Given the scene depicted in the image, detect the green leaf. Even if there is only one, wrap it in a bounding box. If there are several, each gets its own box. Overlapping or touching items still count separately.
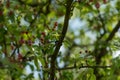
[38,56,45,67]
[34,56,39,70]
[90,74,96,80]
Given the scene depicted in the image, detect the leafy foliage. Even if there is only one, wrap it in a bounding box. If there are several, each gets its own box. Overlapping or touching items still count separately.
[0,0,120,80]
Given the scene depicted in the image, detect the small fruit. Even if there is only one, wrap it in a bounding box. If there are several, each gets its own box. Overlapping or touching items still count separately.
[27,39,33,46]
[89,0,93,2]
[18,53,23,62]
[41,32,46,36]
[40,37,44,44]
[103,0,107,4]
[95,2,100,9]
[54,22,58,28]
[19,37,25,45]
[53,22,58,31]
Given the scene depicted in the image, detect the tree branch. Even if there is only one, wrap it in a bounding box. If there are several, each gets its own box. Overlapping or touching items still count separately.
[106,21,120,42]
[56,65,111,71]
[95,21,120,63]
[50,0,73,80]
[93,20,120,79]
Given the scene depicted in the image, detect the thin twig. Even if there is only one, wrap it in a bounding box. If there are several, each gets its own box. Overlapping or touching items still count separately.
[50,0,73,80]
[56,65,111,71]
[106,21,120,42]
